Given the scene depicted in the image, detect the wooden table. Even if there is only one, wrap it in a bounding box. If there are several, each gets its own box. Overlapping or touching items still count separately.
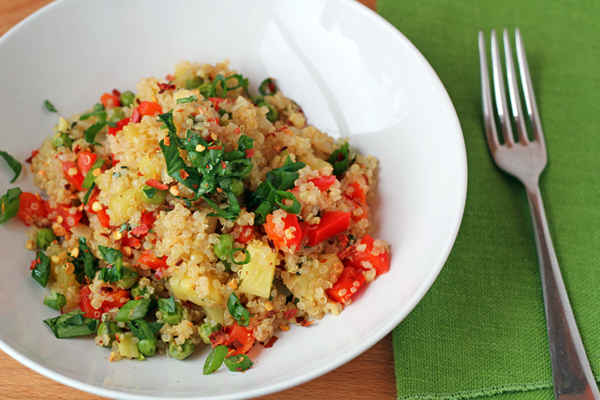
[0,1,395,399]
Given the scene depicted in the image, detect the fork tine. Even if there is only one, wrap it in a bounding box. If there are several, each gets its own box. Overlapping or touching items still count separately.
[490,29,515,146]
[478,31,499,151]
[515,28,545,144]
[503,29,529,144]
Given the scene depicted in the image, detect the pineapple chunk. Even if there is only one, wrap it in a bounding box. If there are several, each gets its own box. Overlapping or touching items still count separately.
[203,305,225,324]
[169,263,225,308]
[173,61,196,89]
[96,167,145,226]
[47,244,80,311]
[238,240,278,298]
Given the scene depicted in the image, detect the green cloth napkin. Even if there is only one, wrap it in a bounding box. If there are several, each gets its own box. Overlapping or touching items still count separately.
[377,1,600,399]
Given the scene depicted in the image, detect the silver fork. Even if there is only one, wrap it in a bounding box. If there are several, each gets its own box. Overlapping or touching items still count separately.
[479,29,600,399]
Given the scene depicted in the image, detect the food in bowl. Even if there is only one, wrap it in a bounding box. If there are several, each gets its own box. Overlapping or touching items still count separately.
[0,61,390,373]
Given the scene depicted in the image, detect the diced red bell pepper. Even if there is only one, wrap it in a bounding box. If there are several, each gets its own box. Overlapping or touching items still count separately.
[80,285,129,319]
[226,323,255,356]
[62,161,84,191]
[77,151,97,176]
[121,232,142,249]
[100,92,121,109]
[245,148,255,158]
[17,192,48,226]
[137,250,168,270]
[138,101,162,116]
[85,190,111,228]
[326,266,366,305]
[309,175,336,191]
[343,234,390,276]
[107,117,130,136]
[140,211,156,229]
[264,212,303,252]
[52,204,83,230]
[233,225,255,244]
[305,211,350,246]
[345,181,366,204]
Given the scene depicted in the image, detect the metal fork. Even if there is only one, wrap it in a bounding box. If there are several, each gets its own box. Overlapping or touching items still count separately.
[478,28,600,399]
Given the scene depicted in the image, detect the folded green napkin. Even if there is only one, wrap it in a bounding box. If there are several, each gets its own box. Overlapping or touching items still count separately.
[377,1,600,399]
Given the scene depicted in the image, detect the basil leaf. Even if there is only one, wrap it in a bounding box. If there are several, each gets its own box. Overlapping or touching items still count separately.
[84,122,107,144]
[0,151,22,183]
[0,187,21,224]
[328,142,354,178]
[158,296,177,314]
[43,292,66,310]
[98,245,122,268]
[224,354,253,372]
[82,158,104,189]
[203,345,228,375]
[176,96,198,104]
[31,251,51,287]
[97,246,123,283]
[44,310,98,338]
[227,293,250,327]
[43,100,58,113]
[71,237,98,283]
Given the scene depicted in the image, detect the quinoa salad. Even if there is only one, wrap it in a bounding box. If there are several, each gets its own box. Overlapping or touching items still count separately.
[0,61,390,373]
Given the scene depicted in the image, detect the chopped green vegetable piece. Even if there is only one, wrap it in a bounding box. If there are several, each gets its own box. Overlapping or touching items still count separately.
[214,234,234,261]
[141,185,166,205]
[199,321,221,344]
[115,298,152,322]
[52,132,73,149]
[97,321,119,347]
[0,187,21,224]
[36,228,55,250]
[80,103,107,121]
[0,151,22,183]
[43,292,66,310]
[176,96,198,104]
[116,267,138,289]
[44,310,98,338]
[119,91,135,107]
[224,354,253,372]
[108,107,126,123]
[82,183,95,205]
[98,246,123,268]
[130,283,150,299]
[258,78,277,96]
[82,158,104,189]
[158,297,183,325]
[328,142,354,178]
[84,122,107,144]
[43,100,58,113]
[128,320,157,357]
[256,101,278,122]
[185,76,203,89]
[71,237,98,283]
[227,293,250,327]
[169,340,195,360]
[31,251,50,287]
[203,345,228,373]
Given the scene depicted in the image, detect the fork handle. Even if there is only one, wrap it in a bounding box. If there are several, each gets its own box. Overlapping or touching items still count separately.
[526,185,600,399]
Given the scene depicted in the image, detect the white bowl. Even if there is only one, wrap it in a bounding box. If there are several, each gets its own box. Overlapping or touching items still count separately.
[0,0,466,398]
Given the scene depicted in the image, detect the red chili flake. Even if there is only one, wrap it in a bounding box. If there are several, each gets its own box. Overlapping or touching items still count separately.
[220,161,227,169]
[207,145,222,150]
[145,179,169,191]
[131,107,141,123]
[283,308,297,320]
[157,82,176,93]
[165,74,175,82]
[25,149,39,163]
[112,88,121,98]
[179,169,189,179]
[208,97,226,111]
[245,148,255,158]
[263,336,278,348]
[29,258,40,270]
[207,117,220,124]
[276,125,290,132]
[209,328,229,347]
[233,127,241,134]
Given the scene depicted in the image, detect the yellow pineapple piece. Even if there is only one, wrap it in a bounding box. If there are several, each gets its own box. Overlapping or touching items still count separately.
[169,263,225,308]
[238,240,278,298]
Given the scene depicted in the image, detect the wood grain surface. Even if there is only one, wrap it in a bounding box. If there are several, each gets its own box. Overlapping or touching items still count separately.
[0,0,395,399]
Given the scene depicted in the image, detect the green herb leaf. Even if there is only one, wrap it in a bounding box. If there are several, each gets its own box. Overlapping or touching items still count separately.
[82,158,104,189]
[82,183,95,205]
[115,298,152,322]
[84,122,107,144]
[31,251,50,287]
[176,96,198,104]
[327,142,354,178]
[0,151,22,183]
[203,345,228,374]
[227,293,250,327]
[71,237,98,283]
[44,100,58,113]
[80,103,106,121]
[36,228,56,250]
[44,310,98,338]
[43,292,66,310]
[0,187,21,224]
[157,297,183,325]
[158,296,177,313]
[224,354,254,372]
[97,246,124,282]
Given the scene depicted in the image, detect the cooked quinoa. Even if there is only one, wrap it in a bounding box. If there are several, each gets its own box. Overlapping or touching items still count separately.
[4,61,391,371]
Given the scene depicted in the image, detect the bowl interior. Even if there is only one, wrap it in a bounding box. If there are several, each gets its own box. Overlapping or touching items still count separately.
[0,0,466,399]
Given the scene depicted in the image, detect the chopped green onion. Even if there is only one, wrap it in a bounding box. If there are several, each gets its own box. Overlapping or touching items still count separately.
[199,321,221,344]
[43,100,58,113]
[108,107,126,123]
[44,310,98,338]
[258,78,277,96]
[185,76,203,89]
[82,158,104,189]
[227,293,250,327]
[224,354,253,372]
[115,298,152,322]
[203,345,228,374]
[0,151,22,183]
[43,292,66,310]
[71,237,98,283]
[36,228,56,250]
[328,142,354,178]
[31,251,50,287]
[82,183,95,205]
[97,321,120,347]
[84,121,107,144]
[52,132,73,149]
[176,96,198,104]
[168,340,195,360]
[119,91,135,107]
[256,101,278,122]
[116,267,139,289]
[80,103,107,121]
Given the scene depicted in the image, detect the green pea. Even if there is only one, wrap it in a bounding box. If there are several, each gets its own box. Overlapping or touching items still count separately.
[108,107,126,123]
[36,228,56,250]
[230,179,244,197]
[115,298,152,322]
[97,321,119,347]
[198,321,221,345]
[119,90,135,107]
[213,234,233,261]
[52,132,73,149]
[185,76,203,89]
[137,339,157,357]
[168,340,195,360]
[141,185,167,205]
[116,267,139,290]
